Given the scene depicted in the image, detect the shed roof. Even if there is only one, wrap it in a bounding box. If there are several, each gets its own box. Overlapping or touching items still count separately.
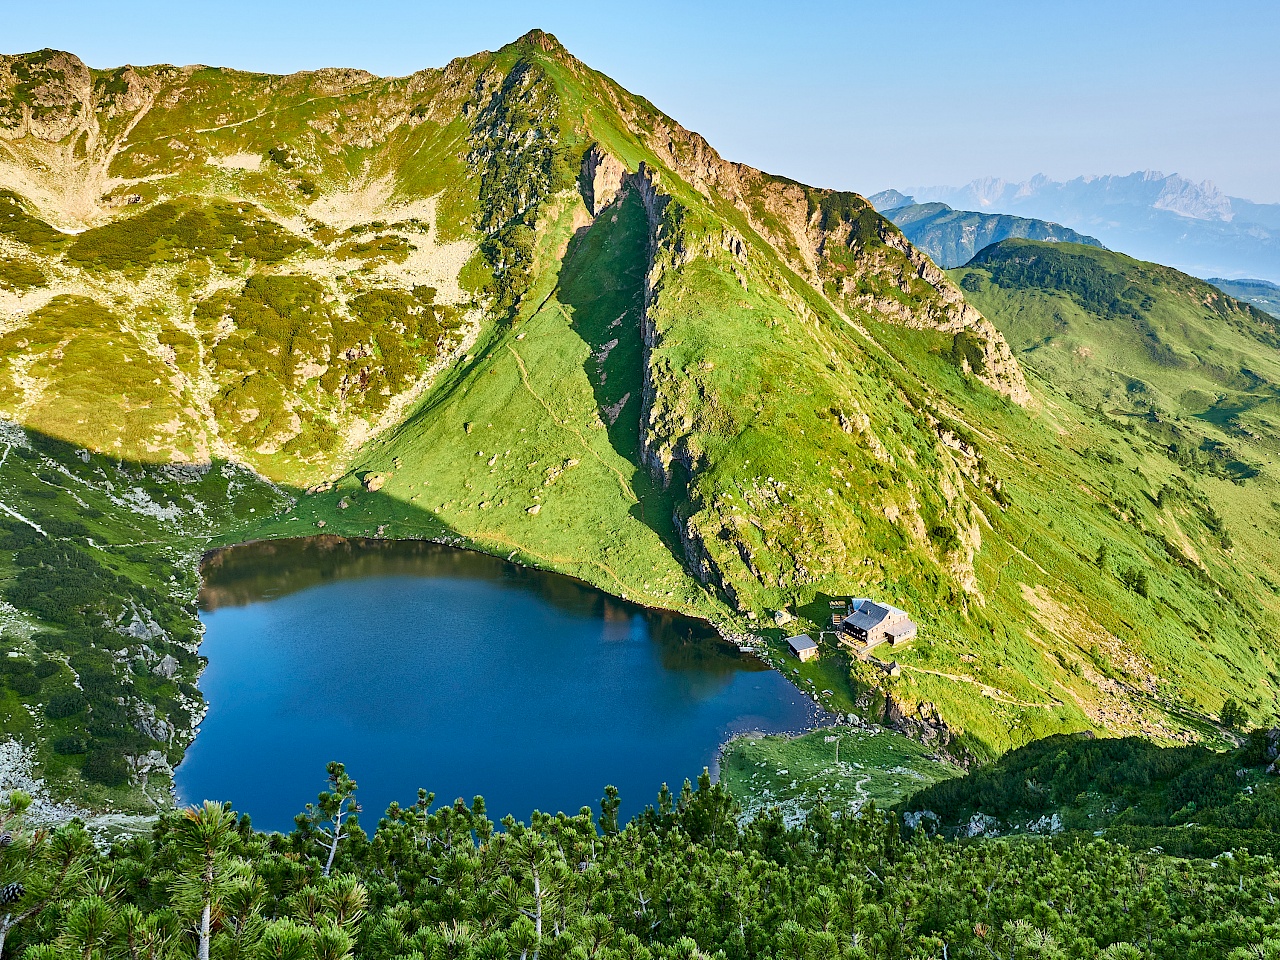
[786,634,818,652]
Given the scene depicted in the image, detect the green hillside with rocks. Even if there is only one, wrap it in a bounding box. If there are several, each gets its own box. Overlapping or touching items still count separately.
[0,33,1278,816]
[1209,277,1280,320]
[899,727,1280,858]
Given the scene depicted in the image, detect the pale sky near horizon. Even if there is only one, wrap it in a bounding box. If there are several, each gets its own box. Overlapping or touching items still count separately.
[5,0,1277,202]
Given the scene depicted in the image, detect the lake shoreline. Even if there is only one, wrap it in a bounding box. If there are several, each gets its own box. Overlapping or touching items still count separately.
[182,535,819,829]
[200,532,769,659]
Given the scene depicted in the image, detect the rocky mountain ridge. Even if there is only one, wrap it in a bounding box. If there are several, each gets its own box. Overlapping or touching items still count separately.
[908,171,1249,223]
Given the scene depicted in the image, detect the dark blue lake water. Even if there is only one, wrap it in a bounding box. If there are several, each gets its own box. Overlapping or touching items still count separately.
[176,537,820,831]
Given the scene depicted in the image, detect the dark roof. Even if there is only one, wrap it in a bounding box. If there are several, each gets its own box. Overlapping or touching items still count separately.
[786,634,818,652]
[854,597,909,619]
[844,602,890,633]
[843,598,914,634]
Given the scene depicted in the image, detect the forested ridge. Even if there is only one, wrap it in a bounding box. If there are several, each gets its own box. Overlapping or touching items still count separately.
[5,760,1280,960]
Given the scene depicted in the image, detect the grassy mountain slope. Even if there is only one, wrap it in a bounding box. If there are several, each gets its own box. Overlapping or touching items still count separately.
[954,241,1280,528]
[880,201,1103,268]
[1210,276,1280,319]
[721,725,961,825]
[946,240,1280,713]
[0,34,1279,811]
[958,241,1280,430]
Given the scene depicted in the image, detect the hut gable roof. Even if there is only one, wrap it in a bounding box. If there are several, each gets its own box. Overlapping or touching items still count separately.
[842,598,912,634]
[786,634,818,653]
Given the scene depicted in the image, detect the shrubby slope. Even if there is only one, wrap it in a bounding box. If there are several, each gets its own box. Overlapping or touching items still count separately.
[4,769,1280,960]
[900,727,1280,859]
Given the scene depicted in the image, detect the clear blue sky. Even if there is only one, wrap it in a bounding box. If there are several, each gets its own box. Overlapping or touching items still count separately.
[8,0,1278,201]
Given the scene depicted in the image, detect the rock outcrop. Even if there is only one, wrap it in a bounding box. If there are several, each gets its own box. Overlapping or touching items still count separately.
[621,107,1031,405]
[132,701,175,745]
[115,604,168,644]
[884,695,973,768]
[873,227,1031,404]
[151,654,179,680]
[582,144,626,216]
[0,50,93,141]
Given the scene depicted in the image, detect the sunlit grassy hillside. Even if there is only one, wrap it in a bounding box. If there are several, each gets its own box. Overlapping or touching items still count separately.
[0,34,1277,810]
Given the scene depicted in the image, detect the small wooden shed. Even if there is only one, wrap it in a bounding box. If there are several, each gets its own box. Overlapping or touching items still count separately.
[787,634,819,662]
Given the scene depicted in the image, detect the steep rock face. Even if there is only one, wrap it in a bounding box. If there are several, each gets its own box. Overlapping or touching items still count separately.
[630,162,674,479]
[805,199,1030,404]
[1152,177,1233,221]
[872,227,1031,405]
[0,51,159,143]
[620,146,989,609]
[623,158,746,602]
[596,115,1005,611]
[884,695,971,768]
[582,144,626,216]
[0,51,169,227]
[629,163,724,595]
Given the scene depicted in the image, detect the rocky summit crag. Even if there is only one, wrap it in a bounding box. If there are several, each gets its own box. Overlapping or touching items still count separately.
[0,32,1277,812]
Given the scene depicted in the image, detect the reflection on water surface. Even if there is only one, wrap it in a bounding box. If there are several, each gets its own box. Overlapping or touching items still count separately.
[179,537,821,830]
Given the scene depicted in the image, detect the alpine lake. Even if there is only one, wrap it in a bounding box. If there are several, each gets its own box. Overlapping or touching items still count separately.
[175,537,823,831]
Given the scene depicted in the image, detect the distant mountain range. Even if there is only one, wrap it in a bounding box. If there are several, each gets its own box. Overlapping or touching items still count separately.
[867,197,1102,268]
[884,172,1280,282]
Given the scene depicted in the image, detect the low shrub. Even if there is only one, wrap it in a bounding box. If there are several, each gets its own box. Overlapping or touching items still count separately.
[82,748,130,787]
[45,691,87,719]
[52,735,88,755]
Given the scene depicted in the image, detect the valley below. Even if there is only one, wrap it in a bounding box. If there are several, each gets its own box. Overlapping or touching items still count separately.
[5,15,1280,959]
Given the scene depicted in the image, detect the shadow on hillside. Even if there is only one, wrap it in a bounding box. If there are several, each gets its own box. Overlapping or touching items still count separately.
[1,424,474,595]
[557,187,685,560]
[6,425,725,642]
[798,592,849,631]
[0,425,762,811]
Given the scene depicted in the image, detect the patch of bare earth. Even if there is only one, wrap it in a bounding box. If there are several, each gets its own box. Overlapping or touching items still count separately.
[205,152,262,172]
[295,178,474,303]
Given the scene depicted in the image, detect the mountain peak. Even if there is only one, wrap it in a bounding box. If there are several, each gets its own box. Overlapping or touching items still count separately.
[898,171,1280,276]
[1152,172,1232,221]
[512,29,569,56]
[868,189,916,212]
[0,47,89,77]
